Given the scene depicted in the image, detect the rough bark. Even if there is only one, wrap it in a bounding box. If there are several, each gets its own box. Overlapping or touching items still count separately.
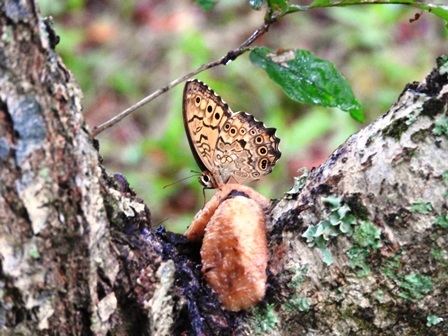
[263,59,448,335]
[0,1,447,335]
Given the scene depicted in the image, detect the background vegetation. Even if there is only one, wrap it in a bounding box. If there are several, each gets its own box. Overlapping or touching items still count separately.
[38,0,447,232]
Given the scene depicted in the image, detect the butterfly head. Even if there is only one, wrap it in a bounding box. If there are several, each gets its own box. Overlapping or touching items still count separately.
[199,171,219,189]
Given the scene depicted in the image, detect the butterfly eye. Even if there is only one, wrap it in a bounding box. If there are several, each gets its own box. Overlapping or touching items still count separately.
[250,129,257,136]
[259,158,269,170]
[230,127,237,135]
[215,112,220,120]
[240,128,246,135]
[195,97,201,104]
[252,172,260,178]
[255,136,263,144]
[224,124,231,130]
[257,146,267,156]
[207,105,213,113]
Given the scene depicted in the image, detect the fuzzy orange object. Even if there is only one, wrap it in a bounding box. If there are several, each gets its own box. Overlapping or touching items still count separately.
[185,184,270,311]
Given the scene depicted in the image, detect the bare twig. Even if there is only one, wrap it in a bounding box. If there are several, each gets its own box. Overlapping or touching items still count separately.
[91,19,275,137]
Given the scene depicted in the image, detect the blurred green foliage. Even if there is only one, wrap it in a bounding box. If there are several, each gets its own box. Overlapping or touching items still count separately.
[38,0,446,232]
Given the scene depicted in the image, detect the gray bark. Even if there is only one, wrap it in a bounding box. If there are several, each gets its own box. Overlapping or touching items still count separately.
[263,60,448,335]
[0,0,447,335]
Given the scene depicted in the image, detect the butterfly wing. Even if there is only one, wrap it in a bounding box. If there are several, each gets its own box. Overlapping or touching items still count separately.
[215,111,281,185]
[183,79,232,180]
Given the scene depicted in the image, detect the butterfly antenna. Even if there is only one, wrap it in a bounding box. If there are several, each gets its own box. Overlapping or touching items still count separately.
[155,217,170,226]
[162,172,201,189]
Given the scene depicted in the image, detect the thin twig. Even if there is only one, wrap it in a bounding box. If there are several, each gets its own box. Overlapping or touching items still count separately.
[91,20,274,137]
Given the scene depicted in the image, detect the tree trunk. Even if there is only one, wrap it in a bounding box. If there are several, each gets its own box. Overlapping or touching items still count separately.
[0,1,447,335]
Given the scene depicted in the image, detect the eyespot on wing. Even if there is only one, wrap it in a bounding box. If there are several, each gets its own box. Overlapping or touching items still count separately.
[201,195,268,312]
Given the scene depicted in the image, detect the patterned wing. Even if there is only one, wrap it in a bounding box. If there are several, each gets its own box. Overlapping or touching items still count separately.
[183,79,281,188]
[183,79,232,176]
[215,111,281,185]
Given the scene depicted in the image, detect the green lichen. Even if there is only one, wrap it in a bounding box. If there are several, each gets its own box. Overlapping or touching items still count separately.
[443,170,448,184]
[427,315,444,327]
[303,196,357,242]
[251,304,279,335]
[29,245,40,259]
[347,221,382,276]
[284,266,310,311]
[303,195,358,265]
[288,265,308,290]
[433,115,448,137]
[352,221,382,249]
[303,196,380,266]
[430,249,448,266]
[287,167,308,195]
[375,289,385,303]
[285,295,310,312]
[398,274,433,300]
[39,168,50,178]
[410,200,432,214]
[435,213,448,228]
[381,253,404,281]
[382,253,434,302]
[438,55,448,75]
[347,246,371,276]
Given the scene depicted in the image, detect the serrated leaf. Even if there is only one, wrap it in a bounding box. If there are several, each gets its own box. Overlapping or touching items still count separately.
[250,47,363,121]
[194,0,216,11]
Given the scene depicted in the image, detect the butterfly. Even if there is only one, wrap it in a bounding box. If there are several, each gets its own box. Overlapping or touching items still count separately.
[182,79,281,189]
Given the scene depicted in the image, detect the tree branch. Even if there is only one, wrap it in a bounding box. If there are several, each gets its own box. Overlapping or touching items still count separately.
[91,19,276,137]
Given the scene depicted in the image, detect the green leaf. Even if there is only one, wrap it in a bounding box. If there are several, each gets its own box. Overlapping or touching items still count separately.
[250,47,363,122]
[194,0,216,11]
